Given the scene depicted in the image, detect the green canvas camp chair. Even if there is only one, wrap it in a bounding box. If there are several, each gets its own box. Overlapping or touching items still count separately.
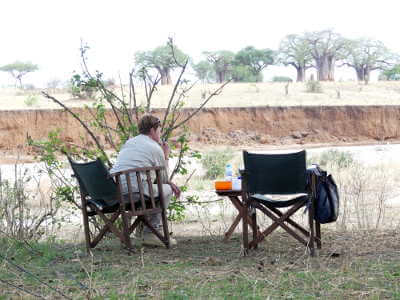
[68,157,170,253]
[241,150,320,255]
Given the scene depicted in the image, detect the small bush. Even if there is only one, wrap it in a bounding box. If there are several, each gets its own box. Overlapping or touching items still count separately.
[46,79,61,89]
[308,149,355,168]
[306,79,322,93]
[201,149,234,179]
[0,164,59,240]
[103,78,116,88]
[271,76,293,83]
[24,94,38,106]
[69,74,96,99]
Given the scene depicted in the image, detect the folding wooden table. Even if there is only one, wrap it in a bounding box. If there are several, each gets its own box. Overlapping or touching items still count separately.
[215,189,261,241]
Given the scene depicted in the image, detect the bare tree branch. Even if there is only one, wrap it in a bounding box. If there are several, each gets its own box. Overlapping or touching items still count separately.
[171,80,231,130]
[161,59,188,130]
[41,92,111,166]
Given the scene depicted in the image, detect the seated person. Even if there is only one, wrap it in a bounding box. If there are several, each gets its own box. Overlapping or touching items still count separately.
[110,114,181,246]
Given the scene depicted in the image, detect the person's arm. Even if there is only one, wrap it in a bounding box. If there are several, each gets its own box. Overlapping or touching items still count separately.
[158,141,180,197]
[168,181,181,198]
[152,140,170,184]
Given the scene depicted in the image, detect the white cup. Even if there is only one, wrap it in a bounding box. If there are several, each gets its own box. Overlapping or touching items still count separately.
[232,178,242,190]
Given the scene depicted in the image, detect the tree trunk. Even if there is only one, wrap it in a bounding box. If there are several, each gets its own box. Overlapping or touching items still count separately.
[364,66,370,85]
[156,67,172,85]
[164,68,172,85]
[355,67,364,81]
[327,56,335,81]
[160,70,168,85]
[17,76,23,88]
[354,66,370,82]
[296,67,306,82]
[216,71,224,83]
[316,55,330,81]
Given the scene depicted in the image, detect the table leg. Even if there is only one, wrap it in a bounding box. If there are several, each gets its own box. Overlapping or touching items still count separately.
[224,196,261,241]
[224,214,242,241]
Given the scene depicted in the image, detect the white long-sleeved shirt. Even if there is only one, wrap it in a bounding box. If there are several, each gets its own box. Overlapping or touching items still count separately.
[110,134,170,196]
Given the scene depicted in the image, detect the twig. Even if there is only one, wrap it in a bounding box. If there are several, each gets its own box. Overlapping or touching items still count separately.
[0,253,73,299]
[140,247,145,268]
[183,170,196,186]
[171,80,231,130]
[0,228,42,256]
[181,198,225,205]
[118,72,126,103]
[86,109,118,150]
[97,87,130,138]
[170,140,186,180]
[41,91,110,167]
[0,278,45,299]
[129,70,140,123]
[161,59,188,129]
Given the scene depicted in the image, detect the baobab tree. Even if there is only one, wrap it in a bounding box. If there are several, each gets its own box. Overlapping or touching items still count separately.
[203,50,235,83]
[340,38,398,83]
[135,42,188,85]
[278,34,313,82]
[305,29,348,81]
[234,46,274,82]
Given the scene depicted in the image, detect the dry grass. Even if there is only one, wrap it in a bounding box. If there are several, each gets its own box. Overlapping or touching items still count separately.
[1,81,400,111]
[1,224,399,298]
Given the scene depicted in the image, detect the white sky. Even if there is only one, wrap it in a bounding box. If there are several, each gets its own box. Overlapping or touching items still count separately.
[1,0,399,87]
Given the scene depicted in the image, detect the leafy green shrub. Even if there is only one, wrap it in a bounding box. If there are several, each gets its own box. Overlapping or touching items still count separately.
[308,149,355,168]
[69,74,96,98]
[24,94,38,106]
[306,79,322,93]
[271,76,293,82]
[201,149,234,179]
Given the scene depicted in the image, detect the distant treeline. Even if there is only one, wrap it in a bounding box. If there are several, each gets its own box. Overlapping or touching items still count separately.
[1,29,400,89]
[134,29,400,84]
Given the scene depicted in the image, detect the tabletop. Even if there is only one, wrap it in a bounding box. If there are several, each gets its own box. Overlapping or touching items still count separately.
[215,189,241,196]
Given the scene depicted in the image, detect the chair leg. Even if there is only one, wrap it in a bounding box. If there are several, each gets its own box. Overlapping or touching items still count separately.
[121,210,133,250]
[308,204,315,256]
[128,217,142,235]
[315,222,321,249]
[242,201,249,255]
[81,207,92,254]
[160,209,171,249]
[141,216,170,248]
[251,201,309,248]
[251,207,258,249]
[90,211,121,248]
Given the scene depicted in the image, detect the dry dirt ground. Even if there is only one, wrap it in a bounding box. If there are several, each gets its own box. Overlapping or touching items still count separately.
[2,81,400,110]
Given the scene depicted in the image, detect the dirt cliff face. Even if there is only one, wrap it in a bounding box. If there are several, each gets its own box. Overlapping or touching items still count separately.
[0,106,399,153]
[185,106,400,146]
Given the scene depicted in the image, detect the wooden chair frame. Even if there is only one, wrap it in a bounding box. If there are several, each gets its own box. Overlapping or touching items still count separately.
[69,158,170,253]
[111,166,170,250]
[241,151,321,256]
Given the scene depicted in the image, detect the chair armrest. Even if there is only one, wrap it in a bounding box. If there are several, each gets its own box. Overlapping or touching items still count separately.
[109,165,165,178]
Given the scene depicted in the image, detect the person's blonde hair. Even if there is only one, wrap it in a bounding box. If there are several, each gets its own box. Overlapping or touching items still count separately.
[138,115,161,134]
